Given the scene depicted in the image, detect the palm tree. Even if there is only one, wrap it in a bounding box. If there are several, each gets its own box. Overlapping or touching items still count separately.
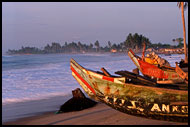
[108,41,112,49]
[94,40,100,52]
[177,2,188,63]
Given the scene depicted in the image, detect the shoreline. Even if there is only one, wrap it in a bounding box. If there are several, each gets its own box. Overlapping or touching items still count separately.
[2,94,72,123]
[4,50,185,56]
[3,103,187,125]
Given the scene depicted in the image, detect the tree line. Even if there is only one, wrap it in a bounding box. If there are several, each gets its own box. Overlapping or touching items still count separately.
[6,33,184,55]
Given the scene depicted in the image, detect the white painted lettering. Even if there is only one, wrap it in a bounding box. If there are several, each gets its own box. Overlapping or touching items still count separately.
[114,98,117,103]
[181,106,188,113]
[119,99,125,106]
[172,106,179,112]
[151,104,161,112]
[137,107,144,112]
[104,96,109,102]
[127,101,136,109]
[162,104,170,112]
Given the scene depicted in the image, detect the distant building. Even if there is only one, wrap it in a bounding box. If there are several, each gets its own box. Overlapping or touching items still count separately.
[111,49,117,53]
[146,48,154,52]
[157,48,184,54]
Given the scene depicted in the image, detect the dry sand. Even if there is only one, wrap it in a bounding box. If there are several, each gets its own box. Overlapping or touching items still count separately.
[3,103,188,125]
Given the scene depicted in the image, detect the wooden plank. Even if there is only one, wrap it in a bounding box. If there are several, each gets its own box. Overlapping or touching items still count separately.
[175,62,188,81]
[115,71,136,79]
[132,68,139,75]
[170,101,188,106]
[159,65,176,70]
[157,80,174,84]
[101,67,111,77]
[115,70,156,86]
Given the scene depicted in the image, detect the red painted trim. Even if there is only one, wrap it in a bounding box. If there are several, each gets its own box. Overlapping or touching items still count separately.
[71,65,96,95]
[102,76,114,82]
[129,49,135,55]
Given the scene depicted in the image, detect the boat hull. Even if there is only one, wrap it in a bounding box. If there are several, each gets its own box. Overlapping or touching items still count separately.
[70,59,188,122]
[128,49,185,84]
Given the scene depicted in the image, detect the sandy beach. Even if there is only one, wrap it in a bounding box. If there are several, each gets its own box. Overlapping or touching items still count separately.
[3,102,187,125]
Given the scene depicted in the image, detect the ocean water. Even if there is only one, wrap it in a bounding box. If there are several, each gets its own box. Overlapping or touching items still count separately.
[2,53,185,122]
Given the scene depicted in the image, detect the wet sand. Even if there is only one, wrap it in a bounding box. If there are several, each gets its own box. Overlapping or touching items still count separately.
[3,103,187,125]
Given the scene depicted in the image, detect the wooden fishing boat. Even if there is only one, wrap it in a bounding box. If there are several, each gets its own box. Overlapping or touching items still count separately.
[70,58,188,122]
[128,49,187,84]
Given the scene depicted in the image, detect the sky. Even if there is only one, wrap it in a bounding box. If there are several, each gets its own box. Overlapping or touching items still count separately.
[2,2,188,54]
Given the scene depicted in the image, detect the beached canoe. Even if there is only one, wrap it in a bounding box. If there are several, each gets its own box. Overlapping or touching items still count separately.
[128,49,186,84]
[70,58,188,122]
